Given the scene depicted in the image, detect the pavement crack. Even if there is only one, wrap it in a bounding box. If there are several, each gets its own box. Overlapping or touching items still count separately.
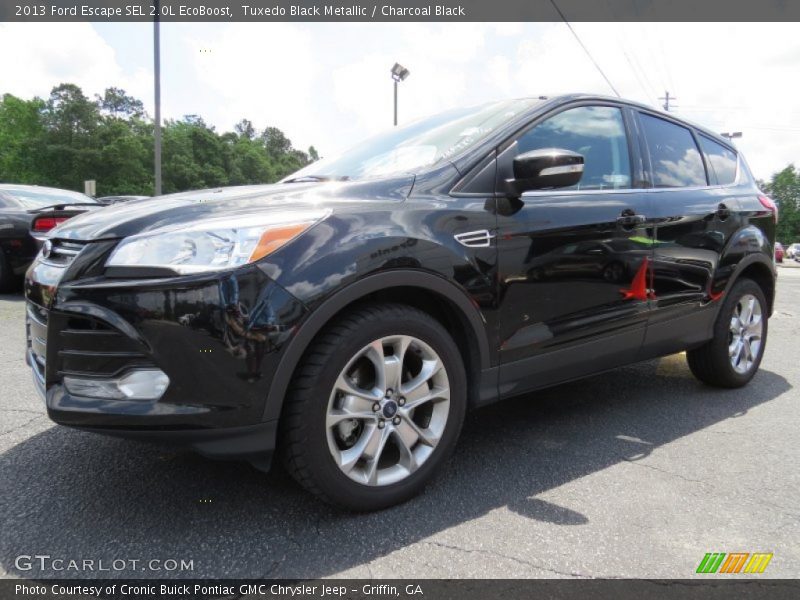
[421,540,595,578]
[622,459,710,486]
[0,414,47,438]
[623,459,800,518]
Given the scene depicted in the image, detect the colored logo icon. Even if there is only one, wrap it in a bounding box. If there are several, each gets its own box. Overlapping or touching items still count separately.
[696,552,773,574]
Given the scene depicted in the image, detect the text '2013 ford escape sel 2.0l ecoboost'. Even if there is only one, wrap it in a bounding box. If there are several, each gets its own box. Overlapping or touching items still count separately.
[26,95,777,510]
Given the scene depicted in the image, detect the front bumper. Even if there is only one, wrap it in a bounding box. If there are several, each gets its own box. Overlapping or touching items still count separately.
[24,239,307,462]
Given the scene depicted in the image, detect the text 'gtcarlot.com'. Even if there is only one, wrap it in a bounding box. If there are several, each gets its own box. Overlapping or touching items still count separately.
[14,555,194,572]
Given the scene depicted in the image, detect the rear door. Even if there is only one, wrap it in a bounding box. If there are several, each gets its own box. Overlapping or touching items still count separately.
[636,111,741,354]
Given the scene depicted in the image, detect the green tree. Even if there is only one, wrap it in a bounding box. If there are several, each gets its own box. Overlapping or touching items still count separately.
[234,119,256,140]
[39,83,102,190]
[97,87,145,119]
[762,165,800,243]
[0,83,313,196]
[0,94,46,183]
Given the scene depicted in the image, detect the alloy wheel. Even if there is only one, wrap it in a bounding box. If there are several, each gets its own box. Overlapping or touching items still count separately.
[326,335,450,487]
[728,293,763,374]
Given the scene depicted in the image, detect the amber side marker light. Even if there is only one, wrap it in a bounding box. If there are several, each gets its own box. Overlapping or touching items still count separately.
[250,223,313,262]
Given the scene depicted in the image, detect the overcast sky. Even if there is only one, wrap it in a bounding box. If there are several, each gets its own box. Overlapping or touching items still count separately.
[1,21,799,180]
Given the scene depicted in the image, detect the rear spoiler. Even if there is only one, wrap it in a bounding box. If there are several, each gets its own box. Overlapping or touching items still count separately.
[30,204,99,240]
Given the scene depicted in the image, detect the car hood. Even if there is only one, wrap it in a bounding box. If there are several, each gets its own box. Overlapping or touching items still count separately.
[48,179,413,241]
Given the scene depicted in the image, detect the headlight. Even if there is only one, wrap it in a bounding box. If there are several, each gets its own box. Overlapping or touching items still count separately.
[106,210,329,274]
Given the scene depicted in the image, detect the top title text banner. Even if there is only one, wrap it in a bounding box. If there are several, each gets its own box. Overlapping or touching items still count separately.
[3,0,800,22]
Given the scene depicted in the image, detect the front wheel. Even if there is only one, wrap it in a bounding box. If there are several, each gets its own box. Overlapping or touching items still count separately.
[687,278,768,388]
[280,303,466,511]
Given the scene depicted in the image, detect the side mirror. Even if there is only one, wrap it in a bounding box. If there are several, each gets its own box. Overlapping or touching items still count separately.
[505,148,584,196]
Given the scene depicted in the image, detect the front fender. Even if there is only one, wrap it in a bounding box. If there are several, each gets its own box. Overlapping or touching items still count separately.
[261,268,494,422]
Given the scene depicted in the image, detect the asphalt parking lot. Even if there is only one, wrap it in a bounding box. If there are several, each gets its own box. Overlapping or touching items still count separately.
[1,265,798,580]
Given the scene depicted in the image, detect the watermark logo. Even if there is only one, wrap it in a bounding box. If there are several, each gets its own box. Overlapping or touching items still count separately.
[696,552,773,574]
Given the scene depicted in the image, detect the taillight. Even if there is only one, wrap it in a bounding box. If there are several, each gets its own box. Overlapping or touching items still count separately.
[32,216,68,232]
[758,195,778,223]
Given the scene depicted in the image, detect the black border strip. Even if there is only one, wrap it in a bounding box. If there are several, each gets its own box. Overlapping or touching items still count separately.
[2,0,800,23]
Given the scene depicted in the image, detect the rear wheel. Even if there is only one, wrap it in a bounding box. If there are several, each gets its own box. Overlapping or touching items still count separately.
[686,278,768,388]
[280,303,466,510]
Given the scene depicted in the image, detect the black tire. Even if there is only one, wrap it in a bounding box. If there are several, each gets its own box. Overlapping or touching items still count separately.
[686,278,768,388]
[279,303,467,511]
[0,252,16,293]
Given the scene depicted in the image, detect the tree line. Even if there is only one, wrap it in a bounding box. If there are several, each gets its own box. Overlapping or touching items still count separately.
[760,166,800,244]
[0,83,798,244]
[0,83,318,197]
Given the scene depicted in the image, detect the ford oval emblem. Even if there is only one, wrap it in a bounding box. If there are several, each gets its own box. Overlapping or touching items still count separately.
[41,239,52,259]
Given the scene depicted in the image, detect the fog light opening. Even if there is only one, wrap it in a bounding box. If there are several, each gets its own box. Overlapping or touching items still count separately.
[64,369,170,401]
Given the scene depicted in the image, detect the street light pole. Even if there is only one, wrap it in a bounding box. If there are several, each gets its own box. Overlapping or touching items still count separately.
[153,0,162,196]
[721,131,742,143]
[390,63,409,127]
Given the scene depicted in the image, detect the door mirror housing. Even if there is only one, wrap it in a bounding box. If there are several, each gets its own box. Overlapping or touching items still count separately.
[505,148,584,196]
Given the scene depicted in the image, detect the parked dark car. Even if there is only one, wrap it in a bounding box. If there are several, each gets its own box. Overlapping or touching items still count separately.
[0,184,99,290]
[25,95,777,510]
[97,195,150,205]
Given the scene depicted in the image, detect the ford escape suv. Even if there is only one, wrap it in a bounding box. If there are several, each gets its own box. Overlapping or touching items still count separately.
[25,95,777,510]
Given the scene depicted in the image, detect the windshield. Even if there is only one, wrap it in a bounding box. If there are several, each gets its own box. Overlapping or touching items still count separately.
[2,187,97,209]
[285,98,540,181]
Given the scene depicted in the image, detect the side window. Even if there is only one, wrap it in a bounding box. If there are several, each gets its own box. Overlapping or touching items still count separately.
[698,135,738,185]
[516,106,631,190]
[639,113,707,187]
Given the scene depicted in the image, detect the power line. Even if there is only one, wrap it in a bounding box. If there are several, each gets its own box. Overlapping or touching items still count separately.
[650,23,676,95]
[621,45,659,105]
[602,1,655,104]
[549,0,621,98]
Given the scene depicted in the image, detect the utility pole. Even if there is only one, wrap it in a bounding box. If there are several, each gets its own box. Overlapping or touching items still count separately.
[153,0,162,196]
[659,90,676,112]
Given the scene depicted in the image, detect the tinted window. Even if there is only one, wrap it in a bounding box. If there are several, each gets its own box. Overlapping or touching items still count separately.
[698,135,738,185]
[516,106,631,190]
[639,114,706,187]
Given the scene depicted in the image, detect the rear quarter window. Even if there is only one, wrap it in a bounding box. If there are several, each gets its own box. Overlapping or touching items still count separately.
[698,135,738,185]
[639,113,707,188]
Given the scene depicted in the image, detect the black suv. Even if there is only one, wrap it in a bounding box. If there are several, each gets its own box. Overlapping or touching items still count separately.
[25,95,777,510]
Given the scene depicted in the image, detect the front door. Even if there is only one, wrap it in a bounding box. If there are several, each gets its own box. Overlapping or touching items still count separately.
[495,104,654,397]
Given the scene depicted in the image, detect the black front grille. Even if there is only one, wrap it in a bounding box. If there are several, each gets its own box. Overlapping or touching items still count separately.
[26,302,48,385]
[26,301,155,384]
[42,239,88,266]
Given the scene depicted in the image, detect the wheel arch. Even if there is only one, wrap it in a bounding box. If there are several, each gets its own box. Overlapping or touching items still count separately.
[263,270,493,421]
[720,254,776,316]
[735,259,776,315]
